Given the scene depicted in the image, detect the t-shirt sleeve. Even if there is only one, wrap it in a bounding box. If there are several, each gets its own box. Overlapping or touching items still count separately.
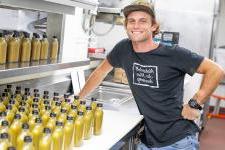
[106,41,123,68]
[174,46,204,76]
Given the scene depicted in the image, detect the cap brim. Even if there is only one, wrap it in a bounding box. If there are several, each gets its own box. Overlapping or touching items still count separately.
[123,4,155,18]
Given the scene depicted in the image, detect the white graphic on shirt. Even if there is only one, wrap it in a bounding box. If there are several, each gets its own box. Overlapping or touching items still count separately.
[133,63,159,88]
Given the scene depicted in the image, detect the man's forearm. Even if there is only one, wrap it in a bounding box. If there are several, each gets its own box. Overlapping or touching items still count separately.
[78,59,113,100]
[193,65,225,105]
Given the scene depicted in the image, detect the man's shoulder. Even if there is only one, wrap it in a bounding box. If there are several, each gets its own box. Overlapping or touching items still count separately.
[116,38,131,47]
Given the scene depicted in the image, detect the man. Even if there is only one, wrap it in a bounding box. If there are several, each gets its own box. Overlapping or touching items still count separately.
[79,1,225,149]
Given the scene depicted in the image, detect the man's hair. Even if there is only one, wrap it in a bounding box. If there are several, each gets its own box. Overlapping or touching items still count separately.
[123,1,160,37]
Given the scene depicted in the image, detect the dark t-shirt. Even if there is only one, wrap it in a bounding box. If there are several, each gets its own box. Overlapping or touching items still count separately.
[107,38,204,148]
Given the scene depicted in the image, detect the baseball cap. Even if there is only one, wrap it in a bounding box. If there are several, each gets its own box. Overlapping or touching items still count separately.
[123,1,155,18]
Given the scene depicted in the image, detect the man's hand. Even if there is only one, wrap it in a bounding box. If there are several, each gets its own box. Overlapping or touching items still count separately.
[181,104,200,120]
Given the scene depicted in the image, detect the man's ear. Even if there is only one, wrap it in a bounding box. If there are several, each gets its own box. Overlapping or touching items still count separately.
[151,23,158,32]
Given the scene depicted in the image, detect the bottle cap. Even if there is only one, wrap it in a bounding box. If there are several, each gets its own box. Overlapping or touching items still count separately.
[15,90,21,94]
[77,111,84,116]
[0,111,7,117]
[6,105,12,110]
[7,146,16,150]
[43,127,51,133]
[32,103,38,108]
[65,98,70,103]
[7,84,12,89]
[60,108,67,113]
[24,136,32,143]
[18,107,25,112]
[44,100,50,105]
[43,95,49,99]
[74,95,79,99]
[25,88,30,92]
[64,93,70,98]
[34,89,39,93]
[14,114,21,119]
[56,121,63,126]
[16,86,21,90]
[44,91,49,95]
[91,97,97,101]
[86,106,92,110]
[66,116,74,121]
[35,118,42,123]
[71,104,77,110]
[22,123,29,129]
[34,93,40,97]
[2,92,7,97]
[50,112,57,118]
[0,133,9,139]
[53,92,59,96]
[97,103,103,107]
[1,120,9,126]
[80,101,86,105]
[32,110,39,115]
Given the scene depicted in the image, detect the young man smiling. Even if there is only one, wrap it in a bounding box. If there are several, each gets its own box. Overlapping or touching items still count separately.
[78,1,225,149]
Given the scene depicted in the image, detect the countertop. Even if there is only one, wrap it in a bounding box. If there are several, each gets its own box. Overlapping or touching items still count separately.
[73,109,143,150]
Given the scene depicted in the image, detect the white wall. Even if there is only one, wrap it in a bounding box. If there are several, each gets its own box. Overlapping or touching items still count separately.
[216,0,225,47]
[0,8,46,33]
[62,8,89,62]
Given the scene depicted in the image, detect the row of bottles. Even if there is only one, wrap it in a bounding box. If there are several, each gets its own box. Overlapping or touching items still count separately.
[0,84,103,150]
[0,30,59,64]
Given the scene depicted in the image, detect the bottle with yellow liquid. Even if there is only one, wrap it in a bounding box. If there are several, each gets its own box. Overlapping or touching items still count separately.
[0,101,6,112]
[62,98,71,112]
[40,34,49,60]
[41,106,51,126]
[22,136,33,150]
[52,102,61,117]
[0,112,7,125]
[0,120,9,134]
[57,108,67,124]
[78,101,86,114]
[28,110,39,129]
[46,112,56,131]
[0,133,10,150]
[9,114,22,146]
[5,106,14,125]
[74,111,84,147]
[6,86,13,99]
[31,33,41,61]
[31,118,43,150]
[91,97,97,112]
[68,104,77,119]
[52,121,64,150]
[73,95,80,107]
[29,104,39,116]
[63,116,74,150]
[15,90,22,103]
[17,123,32,150]
[7,103,17,114]
[50,36,59,60]
[6,146,16,150]
[7,31,20,63]
[39,128,52,150]
[20,32,31,62]
[18,107,28,124]
[94,103,103,135]
[83,106,94,140]
[0,33,7,64]
[2,93,9,107]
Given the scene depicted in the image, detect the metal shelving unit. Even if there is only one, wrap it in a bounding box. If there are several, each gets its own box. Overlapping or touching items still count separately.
[0,0,98,14]
[0,60,90,80]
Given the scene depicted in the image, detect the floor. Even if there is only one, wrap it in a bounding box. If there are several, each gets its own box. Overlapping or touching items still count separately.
[200,118,225,150]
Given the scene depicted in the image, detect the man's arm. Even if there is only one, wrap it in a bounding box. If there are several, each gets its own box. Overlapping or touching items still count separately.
[193,58,225,105]
[78,59,113,99]
[182,58,225,120]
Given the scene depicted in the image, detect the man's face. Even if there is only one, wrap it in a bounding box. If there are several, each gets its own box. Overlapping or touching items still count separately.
[125,11,156,42]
